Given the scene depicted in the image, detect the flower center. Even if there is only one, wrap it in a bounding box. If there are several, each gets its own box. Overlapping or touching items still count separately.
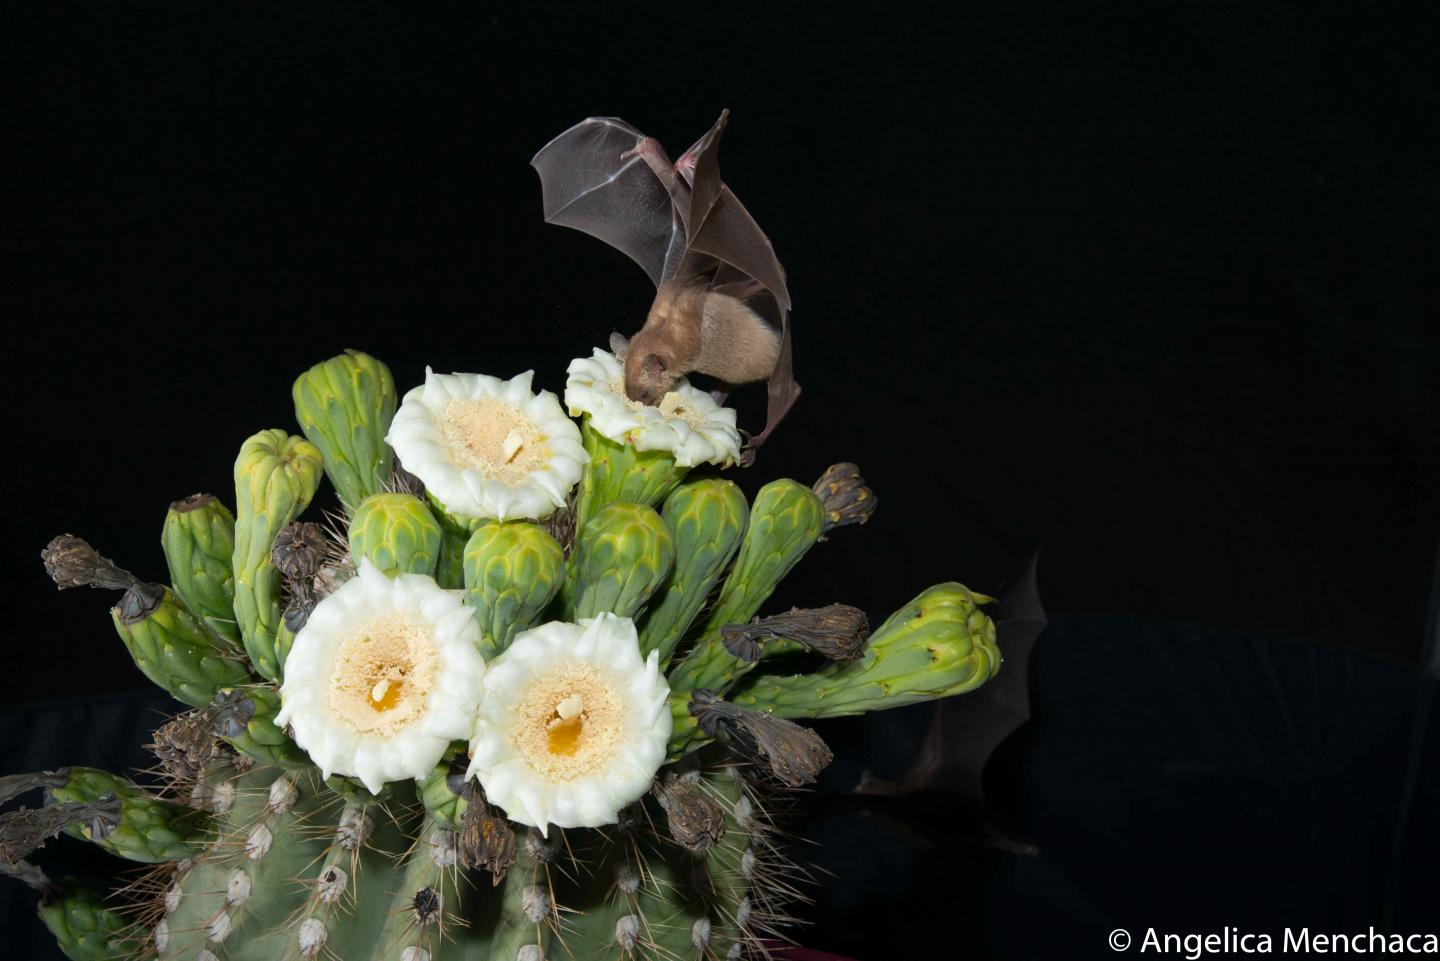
[514,665,622,780]
[439,397,550,483]
[605,378,709,429]
[329,616,436,736]
[546,694,586,756]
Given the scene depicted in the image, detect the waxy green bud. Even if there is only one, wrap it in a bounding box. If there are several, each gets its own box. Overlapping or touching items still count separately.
[571,502,675,622]
[161,494,240,645]
[232,429,323,682]
[111,589,253,708]
[573,416,689,532]
[670,478,824,695]
[36,887,136,961]
[463,521,564,659]
[733,582,1000,719]
[48,768,207,863]
[638,478,749,665]
[417,748,469,831]
[292,349,398,511]
[348,493,443,578]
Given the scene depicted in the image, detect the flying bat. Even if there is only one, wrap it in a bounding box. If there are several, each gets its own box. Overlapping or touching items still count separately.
[531,110,798,462]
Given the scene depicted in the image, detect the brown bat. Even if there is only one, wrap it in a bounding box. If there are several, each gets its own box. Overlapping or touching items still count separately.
[532,110,798,462]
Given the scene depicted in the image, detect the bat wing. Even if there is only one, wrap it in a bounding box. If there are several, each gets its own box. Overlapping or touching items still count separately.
[531,117,686,286]
[679,111,799,459]
[678,111,791,312]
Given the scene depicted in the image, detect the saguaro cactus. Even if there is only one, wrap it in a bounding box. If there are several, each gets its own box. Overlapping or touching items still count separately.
[6,347,1013,961]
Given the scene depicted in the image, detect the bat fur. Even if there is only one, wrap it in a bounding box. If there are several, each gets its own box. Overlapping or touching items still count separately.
[623,280,781,405]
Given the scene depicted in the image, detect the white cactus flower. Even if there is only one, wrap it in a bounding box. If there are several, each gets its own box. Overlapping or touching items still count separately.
[277,560,486,794]
[467,613,671,833]
[564,348,741,468]
[386,368,586,522]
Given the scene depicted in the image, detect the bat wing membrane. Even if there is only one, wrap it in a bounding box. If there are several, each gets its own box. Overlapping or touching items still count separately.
[530,117,682,287]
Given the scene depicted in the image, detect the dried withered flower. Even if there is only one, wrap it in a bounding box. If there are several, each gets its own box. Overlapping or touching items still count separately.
[270,522,328,579]
[282,585,318,633]
[0,797,122,864]
[39,535,164,619]
[0,855,50,891]
[151,712,218,783]
[651,772,726,852]
[720,604,870,663]
[458,782,516,884]
[689,690,834,787]
[209,689,256,739]
[170,493,218,514]
[0,772,69,808]
[812,462,877,537]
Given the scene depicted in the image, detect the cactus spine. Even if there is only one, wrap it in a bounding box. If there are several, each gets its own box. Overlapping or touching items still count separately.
[10,349,1011,961]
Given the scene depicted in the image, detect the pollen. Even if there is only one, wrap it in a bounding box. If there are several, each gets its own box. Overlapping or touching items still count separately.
[329,616,436,737]
[513,663,622,780]
[439,397,549,483]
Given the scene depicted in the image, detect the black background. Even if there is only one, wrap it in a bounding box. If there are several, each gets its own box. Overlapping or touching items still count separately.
[3,3,1438,959]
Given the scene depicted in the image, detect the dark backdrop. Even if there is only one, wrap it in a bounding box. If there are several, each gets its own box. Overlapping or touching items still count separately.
[3,3,1438,959]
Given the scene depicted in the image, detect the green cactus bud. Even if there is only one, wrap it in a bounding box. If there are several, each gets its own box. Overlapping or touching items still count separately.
[463,521,564,659]
[161,493,240,645]
[232,429,323,682]
[669,478,825,695]
[347,492,443,577]
[638,478,749,665]
[48,768,207,863]
[571,502,676,622]
[574,416,689,532]
[732,582,1001,719]
[111,589,253,708]
[37,887,135,961]
[416,747,469,831]
[292,349,398,511]
[436,527,467,589]
[214,686,309,767]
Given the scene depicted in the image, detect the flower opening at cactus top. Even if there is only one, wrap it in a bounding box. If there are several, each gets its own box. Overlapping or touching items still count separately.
[565,348,741,467]
[437,397,549,483]
[386,368,586,521]
[277,561,487,793]
[467,614,671,833]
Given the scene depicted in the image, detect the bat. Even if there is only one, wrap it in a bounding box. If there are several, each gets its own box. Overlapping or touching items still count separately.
[532,110,799,463]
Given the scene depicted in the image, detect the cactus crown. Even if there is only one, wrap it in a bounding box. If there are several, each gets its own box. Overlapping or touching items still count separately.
[4,347,1002,961]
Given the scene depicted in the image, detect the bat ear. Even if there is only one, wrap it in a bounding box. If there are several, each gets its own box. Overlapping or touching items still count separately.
[609,332,630,357]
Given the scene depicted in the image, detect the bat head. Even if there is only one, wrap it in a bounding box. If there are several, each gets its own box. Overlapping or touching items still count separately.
[623,349,673,406]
